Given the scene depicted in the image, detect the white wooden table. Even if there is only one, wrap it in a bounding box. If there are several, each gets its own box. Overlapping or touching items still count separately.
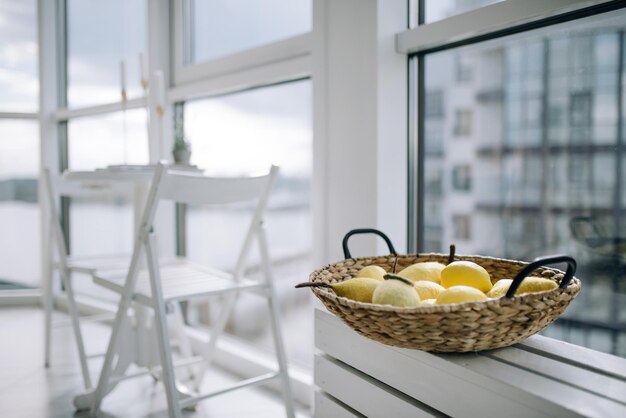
[314,308,626,418]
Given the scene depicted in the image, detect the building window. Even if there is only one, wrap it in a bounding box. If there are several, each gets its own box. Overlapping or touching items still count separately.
[425,90,444,119]
[453,109,472,136]
[452,214,471,240]
[452,165,472,191]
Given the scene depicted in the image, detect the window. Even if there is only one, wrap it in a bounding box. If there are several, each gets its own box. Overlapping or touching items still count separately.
[67,0,147,107]
[0,120,39,288]
[453,109,472,136]
[186,0,311,63]
[452,214,471,240]
[452,165,471,191]
[424,0,504,24]
[0,0,38,112]
[67,109,149,170]
[182,80,313,368]
[57,0,151,302]
[0,0,39,290]
[415,6,626,357]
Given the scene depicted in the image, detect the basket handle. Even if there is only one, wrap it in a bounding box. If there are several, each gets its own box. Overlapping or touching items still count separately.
[342,228,397,259]
[505,255,577,299]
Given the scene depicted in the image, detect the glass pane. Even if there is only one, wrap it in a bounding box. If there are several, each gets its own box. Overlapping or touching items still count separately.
[0,120,39,288]
[189,0,311,63]
[183,80,313,368]
[67,0,147,108]
[424,0,503,24]
[67,109,149,170]
[421,10,626,357]
[0,0,38,112]
[67,110,148,300]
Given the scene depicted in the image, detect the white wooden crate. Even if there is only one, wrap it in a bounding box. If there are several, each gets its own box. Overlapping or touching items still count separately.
[314,309,626,418]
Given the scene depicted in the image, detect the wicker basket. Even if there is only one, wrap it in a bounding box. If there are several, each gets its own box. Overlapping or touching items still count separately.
[306,229,582,353]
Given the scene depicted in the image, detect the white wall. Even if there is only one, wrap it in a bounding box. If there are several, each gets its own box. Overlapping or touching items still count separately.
[313,0,408,265]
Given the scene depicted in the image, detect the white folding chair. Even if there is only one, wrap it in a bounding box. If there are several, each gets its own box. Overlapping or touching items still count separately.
[88,162,294,418]
[42,168,133,389]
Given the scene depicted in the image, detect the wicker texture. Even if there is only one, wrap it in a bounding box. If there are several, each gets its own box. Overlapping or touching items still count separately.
[309,253,581,352]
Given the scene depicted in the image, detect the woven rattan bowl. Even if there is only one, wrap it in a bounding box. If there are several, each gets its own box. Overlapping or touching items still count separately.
[307,230,582,353]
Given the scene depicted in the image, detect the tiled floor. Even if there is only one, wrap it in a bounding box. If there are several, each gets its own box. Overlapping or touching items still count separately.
[0,307,310,418]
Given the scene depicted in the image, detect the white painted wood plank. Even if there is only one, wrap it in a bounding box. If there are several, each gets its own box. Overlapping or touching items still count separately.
[484,346,626,405]
[314,391,361,418]
[455,353,626,418]
[315,310,556,418]
[315,309,626,418]
[518,335,626,381]
[315,354,443,418]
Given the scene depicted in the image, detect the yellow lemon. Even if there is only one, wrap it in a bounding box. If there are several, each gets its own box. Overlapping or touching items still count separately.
[355,265,387,281]
[441,261,492,292]
[413,280,445,300]
[397,261,445,284]
[435,285,488,305]
[486,279,512,298]
[516,277,557,295]
[420,298,437,306]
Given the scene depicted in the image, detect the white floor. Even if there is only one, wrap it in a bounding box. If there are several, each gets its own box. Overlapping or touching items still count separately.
[0,307,311,418]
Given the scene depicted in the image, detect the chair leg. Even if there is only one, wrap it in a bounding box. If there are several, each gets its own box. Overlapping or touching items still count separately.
[267,293,295,418]
[258,225,295,418]
[145,232,182,418]
[59,269,92,389]
[153,299,183,418]
[43,271,54,368]
[192,294,237,391]
[170,302,196,381]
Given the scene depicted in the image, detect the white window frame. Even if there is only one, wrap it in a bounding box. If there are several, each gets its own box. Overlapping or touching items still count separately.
[171,0,312,100]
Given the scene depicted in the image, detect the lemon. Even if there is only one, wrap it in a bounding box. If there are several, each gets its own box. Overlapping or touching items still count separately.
[355,265,386,281]
[516,277,557,295]
[441,261,492,292]
[420,298,437,306]
[435,285,488,305]
[397,261,445,284]
[413,280,445,300]
[486,279,512,298]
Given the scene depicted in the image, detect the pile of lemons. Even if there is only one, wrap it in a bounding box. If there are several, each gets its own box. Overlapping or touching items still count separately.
[327,260,557,308]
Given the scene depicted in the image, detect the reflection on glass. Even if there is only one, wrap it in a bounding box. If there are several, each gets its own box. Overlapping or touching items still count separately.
[422,11,626,357]
[424,0,503,24]
[0,0,38,112]
[189,0,311,63]
[67,0,147,107]
[184,80,313,368]
[0,120,39,287]
[68,109,149,170]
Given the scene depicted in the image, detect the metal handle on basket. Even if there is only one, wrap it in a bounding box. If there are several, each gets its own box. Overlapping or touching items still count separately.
[505,255,577,299]
[342,228,397,259]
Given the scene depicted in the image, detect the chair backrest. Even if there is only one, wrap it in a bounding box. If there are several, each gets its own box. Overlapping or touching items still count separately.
[43,168,134,267]
[136,162,279,281]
